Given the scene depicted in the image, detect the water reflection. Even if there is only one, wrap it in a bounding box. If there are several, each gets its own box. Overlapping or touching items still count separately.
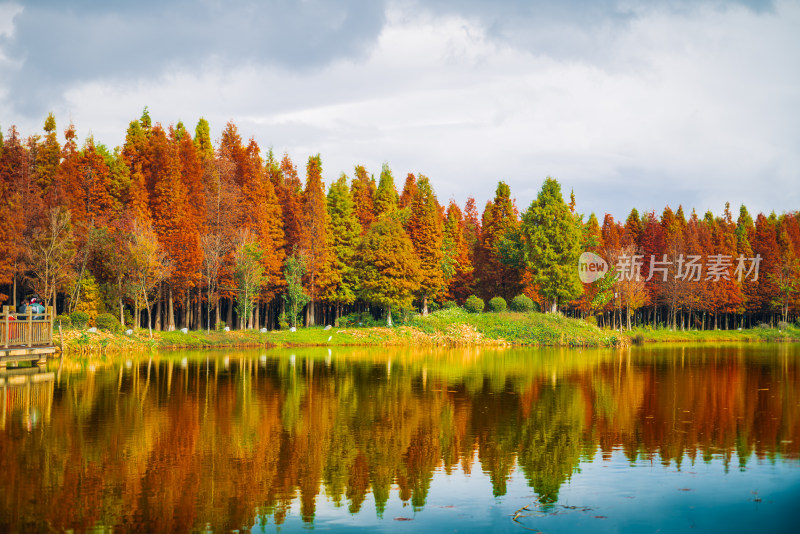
[0,344,798,532]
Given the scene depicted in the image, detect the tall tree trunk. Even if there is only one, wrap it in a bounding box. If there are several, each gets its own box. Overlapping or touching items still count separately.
[422,294,429,316]
[155,284,162,331]
[195,292,201,330]
[167,286,175,331]
[226,297,233,329]
[386,305,393,327]
[307,299,316,327]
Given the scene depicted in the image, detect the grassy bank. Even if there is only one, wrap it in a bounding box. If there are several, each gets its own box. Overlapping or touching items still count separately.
[58,308,624,354]
[629,324,800,343]
[56,309,800,354]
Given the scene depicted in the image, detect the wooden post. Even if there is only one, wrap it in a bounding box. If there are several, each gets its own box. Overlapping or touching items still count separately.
[48,306,54,346]
[3,306,8,348]
[28,307,33,347]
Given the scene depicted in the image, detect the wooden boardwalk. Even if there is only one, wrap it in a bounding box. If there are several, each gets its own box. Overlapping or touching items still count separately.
[0,305,56,367]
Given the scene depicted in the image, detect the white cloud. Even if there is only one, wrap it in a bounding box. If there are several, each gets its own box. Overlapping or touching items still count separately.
[3,0,798,219]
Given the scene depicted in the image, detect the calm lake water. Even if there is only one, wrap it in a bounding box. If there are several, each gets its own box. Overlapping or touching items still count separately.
[1,344,799,533]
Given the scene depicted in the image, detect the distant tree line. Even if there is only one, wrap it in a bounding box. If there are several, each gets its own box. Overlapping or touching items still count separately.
[0,110,798,331]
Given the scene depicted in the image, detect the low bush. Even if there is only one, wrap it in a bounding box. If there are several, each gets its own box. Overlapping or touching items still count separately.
[56,314,72,328]
[778,321,790,330]
[488,297,507,313]
[95,312,122,333]
[442,300,458,309]
[70,310,90,329]
[340,311,381,327]
[278,312,289,330]
[464,295,484,313]
[510,294,534,313]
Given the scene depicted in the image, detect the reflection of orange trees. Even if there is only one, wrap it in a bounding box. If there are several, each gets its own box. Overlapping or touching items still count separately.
[0,346,798,531]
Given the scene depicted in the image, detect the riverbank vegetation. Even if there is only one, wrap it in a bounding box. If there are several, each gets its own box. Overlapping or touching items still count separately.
[2,111,799,336]
[56,306,800,354]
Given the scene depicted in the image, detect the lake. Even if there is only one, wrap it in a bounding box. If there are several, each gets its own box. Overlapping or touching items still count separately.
[1,344,798,533]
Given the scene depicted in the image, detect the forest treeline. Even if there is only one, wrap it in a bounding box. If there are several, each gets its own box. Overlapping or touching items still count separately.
[0,110,798,331]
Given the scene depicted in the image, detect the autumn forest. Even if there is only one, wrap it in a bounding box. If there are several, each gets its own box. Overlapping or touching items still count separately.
[1,110,798,332]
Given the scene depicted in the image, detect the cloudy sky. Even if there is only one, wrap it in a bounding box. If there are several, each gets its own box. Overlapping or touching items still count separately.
[0,0,797,220]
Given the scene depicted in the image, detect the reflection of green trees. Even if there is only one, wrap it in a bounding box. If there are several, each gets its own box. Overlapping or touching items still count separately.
[0,344,798,531]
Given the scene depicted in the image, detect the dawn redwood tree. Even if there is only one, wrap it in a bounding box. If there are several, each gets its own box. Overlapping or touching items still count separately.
[299,154,331,326]
[320,173,361,319]
[122,111,153,228]
[399,173,418,210]
[474,182,523,301]
[444,200,475,304]
[638,212,665,325]
[461,195,480,248]
[773,217,799,323]
[0,127,26,305]
[751,213,781,320]
[573,212,603,317]
[148,125,201,330]
[374,163,399,217]
[601,214,622,253]
[67,138,115,228]
[406,175,444,315]
[273,152,304,253]
[659,206,685,329]
[193,117,215,162]
[36,113,64,211]
[355,216,421,326]
[622,208,642,248]
[351,164,376,234]
[242,138,285,303]
[520,177,582,314]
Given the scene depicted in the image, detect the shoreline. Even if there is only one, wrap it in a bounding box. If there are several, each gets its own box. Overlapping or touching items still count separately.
[53,309,800,355]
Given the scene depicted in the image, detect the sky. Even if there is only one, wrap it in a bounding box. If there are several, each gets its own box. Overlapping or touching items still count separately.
[0,0,797,221]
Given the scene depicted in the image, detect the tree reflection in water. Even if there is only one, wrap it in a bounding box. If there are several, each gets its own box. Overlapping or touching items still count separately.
[0,344,798,532]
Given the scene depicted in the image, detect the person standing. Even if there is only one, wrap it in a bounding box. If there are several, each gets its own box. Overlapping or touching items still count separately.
[29,298,45,320]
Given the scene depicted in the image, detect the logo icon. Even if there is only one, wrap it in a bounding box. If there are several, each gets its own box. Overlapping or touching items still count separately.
[578,252,609,283]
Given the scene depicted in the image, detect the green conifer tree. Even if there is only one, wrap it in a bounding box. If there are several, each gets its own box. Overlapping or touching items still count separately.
[521,177,582,313]
[355,217,420,326]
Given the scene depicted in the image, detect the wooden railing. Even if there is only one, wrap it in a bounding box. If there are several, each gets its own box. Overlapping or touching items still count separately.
[1,306,55,348]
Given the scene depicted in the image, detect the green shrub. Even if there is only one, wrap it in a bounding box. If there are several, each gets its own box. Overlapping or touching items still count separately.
[488,297,507,313]
[95,312,122,333]
[442,300,458,309]
[278,312,289,330]
[464,295,484,313]
[340,311,380,327]
[778,321,790,330]
[56,314,72,328]
[509,294,534,313]
[70,310,90,329]
[583,314,597,327]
